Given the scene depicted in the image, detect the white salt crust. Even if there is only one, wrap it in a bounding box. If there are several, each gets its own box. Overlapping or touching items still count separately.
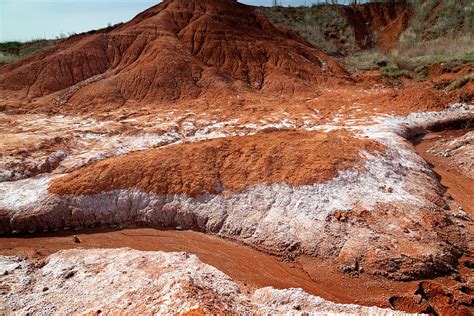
[0,248,415,315]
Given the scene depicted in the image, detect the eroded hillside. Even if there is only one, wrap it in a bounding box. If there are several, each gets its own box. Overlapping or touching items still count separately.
[0,0,473,314]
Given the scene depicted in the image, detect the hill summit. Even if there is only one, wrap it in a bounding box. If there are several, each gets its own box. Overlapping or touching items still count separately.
[0,0,345,113]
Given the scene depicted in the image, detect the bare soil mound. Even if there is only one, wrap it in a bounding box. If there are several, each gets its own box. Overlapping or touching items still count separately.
[0,0,345,114]
[50,130,384,197]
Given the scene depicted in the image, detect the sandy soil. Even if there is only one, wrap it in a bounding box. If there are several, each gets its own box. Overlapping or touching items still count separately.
[50,129,384,197]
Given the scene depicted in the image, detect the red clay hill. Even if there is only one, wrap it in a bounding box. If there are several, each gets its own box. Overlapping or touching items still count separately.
[0,0,346,114]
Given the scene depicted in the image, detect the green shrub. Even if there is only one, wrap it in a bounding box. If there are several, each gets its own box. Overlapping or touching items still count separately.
[382,66,398,72]
[447,73,474,91]
[0,39,52,64]
[0,42,20,55]
[259,5,357,55]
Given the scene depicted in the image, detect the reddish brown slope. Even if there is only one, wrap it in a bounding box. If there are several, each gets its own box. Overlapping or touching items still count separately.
[0,0,346,114]
[343,2,411,51]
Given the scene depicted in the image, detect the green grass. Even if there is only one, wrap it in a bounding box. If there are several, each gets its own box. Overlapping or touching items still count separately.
[260,1,474,72]
[397,0,474,69]
[344,50,387,71]
[0,39,53,65]
[345,35,474,73]
[258,5,357,55]
[398,35,474,68]
[0,53,21,64]
[407,0,474,40]
[382,66,397,73]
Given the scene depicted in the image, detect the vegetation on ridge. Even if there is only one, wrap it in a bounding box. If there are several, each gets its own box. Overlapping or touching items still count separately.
[2,0,473,76]
[0,40,53,65]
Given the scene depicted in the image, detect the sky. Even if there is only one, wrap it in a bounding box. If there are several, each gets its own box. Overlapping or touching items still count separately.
[0,0,355,42]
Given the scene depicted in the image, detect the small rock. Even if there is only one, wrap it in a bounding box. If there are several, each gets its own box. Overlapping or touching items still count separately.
[455,209,469,220]
[63,270,76,279]
[334,211,347,222]
[176,225,183,231]
[42,287,49,292]
[463,260,474,269]
[387,187,393,193]
[0,284,11,294]
[73,235,81,243]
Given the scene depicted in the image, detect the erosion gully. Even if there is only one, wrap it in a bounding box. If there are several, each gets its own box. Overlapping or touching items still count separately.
[0,127,472,314]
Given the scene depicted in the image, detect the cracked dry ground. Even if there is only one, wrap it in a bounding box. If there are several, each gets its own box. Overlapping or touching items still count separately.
[1,0,474,314]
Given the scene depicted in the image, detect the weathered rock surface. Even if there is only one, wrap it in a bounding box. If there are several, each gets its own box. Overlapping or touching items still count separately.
[389,280,474,315]
[0,248,413,315]
[1,105,472,280]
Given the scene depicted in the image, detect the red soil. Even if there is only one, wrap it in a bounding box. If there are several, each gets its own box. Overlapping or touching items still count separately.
[0,228,430,310]
[342,2,411,51]
[375,6,411,52]
[0,0,460,123]
[49,130,384,197]
[0,0,346,114]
